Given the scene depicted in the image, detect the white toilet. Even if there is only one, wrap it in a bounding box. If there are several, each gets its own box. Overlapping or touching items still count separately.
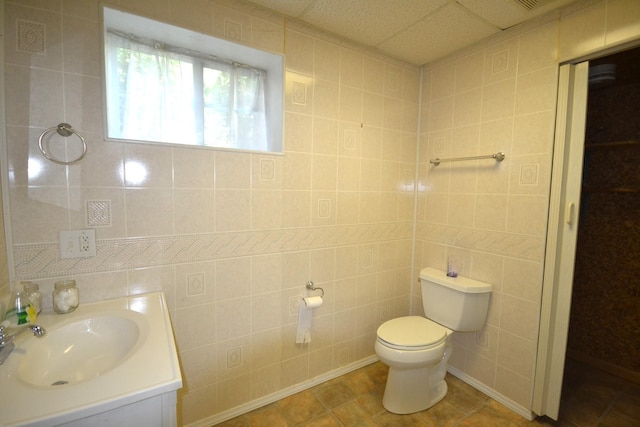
[375,267,492,414]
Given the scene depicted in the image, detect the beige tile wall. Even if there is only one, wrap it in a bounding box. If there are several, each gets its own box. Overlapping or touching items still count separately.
[3,0,417,424]
[415,0,640,411]
[3,0,639,424]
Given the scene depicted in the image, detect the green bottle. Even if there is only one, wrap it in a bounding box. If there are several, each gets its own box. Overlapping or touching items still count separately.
[4,283,37,326]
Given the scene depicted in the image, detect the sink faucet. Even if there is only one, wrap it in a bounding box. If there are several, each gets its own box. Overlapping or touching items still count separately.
[0,323,47,365]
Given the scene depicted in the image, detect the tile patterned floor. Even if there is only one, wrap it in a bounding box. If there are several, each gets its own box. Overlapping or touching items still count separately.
[215,359,640,426]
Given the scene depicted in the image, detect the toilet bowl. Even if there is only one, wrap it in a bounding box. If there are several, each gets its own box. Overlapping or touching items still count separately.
[375,267,491,414]
[375,316,452,414]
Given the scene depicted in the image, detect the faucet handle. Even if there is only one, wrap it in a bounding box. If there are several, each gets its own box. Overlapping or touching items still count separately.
[0,322,12,346]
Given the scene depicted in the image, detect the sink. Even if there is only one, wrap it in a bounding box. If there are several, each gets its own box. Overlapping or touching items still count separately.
[0,292,182,427]
[18,315,141,387]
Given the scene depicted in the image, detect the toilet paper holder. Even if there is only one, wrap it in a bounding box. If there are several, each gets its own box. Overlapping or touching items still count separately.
[305,281,324,298]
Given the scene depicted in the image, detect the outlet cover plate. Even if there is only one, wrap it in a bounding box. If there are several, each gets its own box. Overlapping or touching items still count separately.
[59,229,96,258]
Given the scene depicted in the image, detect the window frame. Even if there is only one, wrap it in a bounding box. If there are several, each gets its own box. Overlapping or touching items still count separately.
[102,7,284,154]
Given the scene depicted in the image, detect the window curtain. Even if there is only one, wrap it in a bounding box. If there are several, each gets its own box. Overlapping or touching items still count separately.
[105,31,268,149]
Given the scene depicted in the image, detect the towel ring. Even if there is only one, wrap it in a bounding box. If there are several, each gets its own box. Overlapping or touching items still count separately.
[38,123,87,165]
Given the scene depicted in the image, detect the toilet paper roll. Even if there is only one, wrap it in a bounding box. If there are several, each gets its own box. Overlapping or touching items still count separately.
[303,296,323,308]
[295,296,323,344]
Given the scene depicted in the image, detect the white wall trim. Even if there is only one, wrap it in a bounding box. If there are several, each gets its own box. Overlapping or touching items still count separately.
[185,356,379,427]
[448,367,535,421]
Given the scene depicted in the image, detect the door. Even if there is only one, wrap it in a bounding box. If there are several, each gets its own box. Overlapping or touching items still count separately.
[532,62,589,419]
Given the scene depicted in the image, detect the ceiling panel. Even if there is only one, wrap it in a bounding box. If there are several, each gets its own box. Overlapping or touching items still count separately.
[377,2,499,65]
[299,0,448,45]
[244,0,579,65]
[457,0,536,29]
[244,0,315,17]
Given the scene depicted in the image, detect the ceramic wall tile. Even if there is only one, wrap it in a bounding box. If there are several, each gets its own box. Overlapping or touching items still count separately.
[62,16,101,76]
[7,126,68,188]
[312,117,339,155]
[5,66,64,128]
[5,3,63,71]
[430,62,456,100]
[313,80,340,120]
[125,188,174,237]
[455,52,485,93]
[559,1,606,61]
[123,144,173,188]
[363,57,385,95]
[339,86,363,124]
[285,29,314,76]
[314,40,340,82]
[9,186,69,244]
[75,133,124,188]
[168,0,213,35]
[517,23,559,75]
[340,48,364,89]
[515,66,558,115]
[68,186,126,239]
[481,78,516,122]
[173,148,215,188]
[605,0,640,46]
[250,16,284,53]
[214,151,251,189]
[281,190,311,227]
[251,189,283,230]
[483,38,519,85]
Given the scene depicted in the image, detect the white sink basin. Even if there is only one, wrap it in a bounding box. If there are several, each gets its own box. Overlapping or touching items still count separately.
[18,315,141,387]
[0,292,182,427]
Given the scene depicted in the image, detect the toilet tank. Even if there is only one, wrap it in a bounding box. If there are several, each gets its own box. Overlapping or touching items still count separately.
[420,267,491,332]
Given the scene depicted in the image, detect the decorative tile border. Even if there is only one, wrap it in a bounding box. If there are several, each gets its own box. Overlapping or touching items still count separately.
[14,223,413,279]
[416,223,545,261]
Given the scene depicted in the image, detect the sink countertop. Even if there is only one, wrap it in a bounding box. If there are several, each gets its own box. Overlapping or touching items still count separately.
[0,292,182,427]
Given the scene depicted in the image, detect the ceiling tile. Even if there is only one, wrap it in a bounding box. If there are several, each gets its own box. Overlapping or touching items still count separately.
[244,0,578,65]
[246,0,315,17]
[458,0,578,29]
[377,3,499,65]
[457,0,533,28]
[300,0,448,45]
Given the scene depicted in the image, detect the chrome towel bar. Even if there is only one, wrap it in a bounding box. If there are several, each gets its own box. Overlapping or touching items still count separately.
[430,152,505,166]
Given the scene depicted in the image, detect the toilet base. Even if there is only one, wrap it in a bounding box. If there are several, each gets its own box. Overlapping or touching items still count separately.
[377,334,453,414]
[381,365,448,414]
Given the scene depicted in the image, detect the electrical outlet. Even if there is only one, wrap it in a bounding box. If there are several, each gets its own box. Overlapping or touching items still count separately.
[59,229,96,259]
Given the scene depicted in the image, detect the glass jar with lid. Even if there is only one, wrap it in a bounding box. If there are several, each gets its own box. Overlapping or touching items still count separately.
[22,281,42,314]
[53,280,79,314]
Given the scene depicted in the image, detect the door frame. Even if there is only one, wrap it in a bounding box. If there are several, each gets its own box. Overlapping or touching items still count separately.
[533,39,640,419]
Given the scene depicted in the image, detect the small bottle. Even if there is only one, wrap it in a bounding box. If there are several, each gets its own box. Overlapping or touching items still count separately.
[4,282,38,326]
[22,281,42,314]
[447,256,458,278]
[53,280,79,314]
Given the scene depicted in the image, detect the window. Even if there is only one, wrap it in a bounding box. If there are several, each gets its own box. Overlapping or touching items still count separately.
[103,7,283,153]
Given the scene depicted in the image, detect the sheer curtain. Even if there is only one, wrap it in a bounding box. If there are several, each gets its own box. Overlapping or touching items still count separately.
[105,31,268,149]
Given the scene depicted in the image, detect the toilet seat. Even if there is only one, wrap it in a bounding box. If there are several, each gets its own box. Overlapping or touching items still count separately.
[377,316,448,351]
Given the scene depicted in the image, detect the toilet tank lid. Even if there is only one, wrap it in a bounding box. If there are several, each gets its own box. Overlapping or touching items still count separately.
[419,267,492,293]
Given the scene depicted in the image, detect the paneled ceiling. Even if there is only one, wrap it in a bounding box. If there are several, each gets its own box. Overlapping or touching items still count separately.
[245,0,577,66]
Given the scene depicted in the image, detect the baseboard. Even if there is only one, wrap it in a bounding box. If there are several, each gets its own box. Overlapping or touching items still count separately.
[567,350,640,385]
[447,367,535,421]
[185,355,379,427]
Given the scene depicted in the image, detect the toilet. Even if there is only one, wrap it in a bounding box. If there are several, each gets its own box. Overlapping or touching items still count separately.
[375,267,492,414]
